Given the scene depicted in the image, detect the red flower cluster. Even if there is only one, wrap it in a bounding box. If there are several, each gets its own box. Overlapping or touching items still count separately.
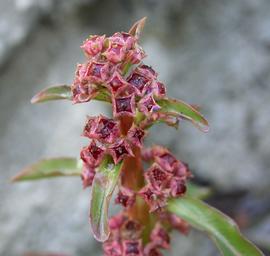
[73,21,190,256]
[104,213,143,256]
[139,146,190,212]
[103,210,189,256]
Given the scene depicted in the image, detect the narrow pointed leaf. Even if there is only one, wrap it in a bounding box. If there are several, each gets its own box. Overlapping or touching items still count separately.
[31,85,72,103]
[186,182,212,199]
[11,157,82,182]
[129,17,147,39]
[157,98,209,132]
[90,157,123,242]
[31,85,111,104]
[168,196,264,256]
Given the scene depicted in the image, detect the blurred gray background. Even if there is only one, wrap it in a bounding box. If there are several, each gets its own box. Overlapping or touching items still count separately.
[1,0,270,255]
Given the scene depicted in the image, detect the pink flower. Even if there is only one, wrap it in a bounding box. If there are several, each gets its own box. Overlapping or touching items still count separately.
[136,64,157,79]
[103,39,126,64]
[109,212,127,230]
[145,164,171,191]
[112,94,136,117]
[81,35,105,58]
[111,32,136,50]
[75,60,110,85]
[126,46,146,64]
[103,241,123,256]
[81,163,96,188]
[127,71,151,96]
[71,78,97,103]
[138,95,161,115]
[150,224,170,249]
[144,81,166,99]
[173,161,190,178]
[106,70,129,94]
[138,185,167,212]
[127,125,146,148]
[169,178,186,197]
[141,147,154,161]
[71,64,102,103]
[77,60,111,84]
[109,139,134,164]
[115,186,136,208]
[122,239,143,256]
[153,148,178,173]
[144,243,163,256]
[83,115,120,144]
[80,140,105,167]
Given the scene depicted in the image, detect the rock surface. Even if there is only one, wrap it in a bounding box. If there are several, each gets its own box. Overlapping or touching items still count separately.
[0,0,269,255]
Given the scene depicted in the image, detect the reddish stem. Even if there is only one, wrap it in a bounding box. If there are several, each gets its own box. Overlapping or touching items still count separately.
[119,116,150,228]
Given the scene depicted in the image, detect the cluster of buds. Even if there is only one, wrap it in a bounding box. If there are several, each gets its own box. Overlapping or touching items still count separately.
[139,146,191,212]
[74,18,191,255]
[103,211,188,256]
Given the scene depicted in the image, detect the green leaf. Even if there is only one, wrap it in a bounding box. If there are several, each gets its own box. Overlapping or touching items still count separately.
[31,85,72,103]
[129,17,147,39]
[90,157,123,242]
[31,85,111,104]
[11,157,82,182]
[157,98,209,132]
[186,182,212,199]
[168,196,264,256]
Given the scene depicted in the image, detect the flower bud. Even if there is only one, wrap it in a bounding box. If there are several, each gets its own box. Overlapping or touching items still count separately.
[81,35,106,58]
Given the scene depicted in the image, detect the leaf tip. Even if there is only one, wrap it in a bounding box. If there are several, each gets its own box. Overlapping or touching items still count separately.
[10,173,21,183]
[200,122,210,133]
[129,17,147,38]
[30,93,40,104]
[91,226,110,242]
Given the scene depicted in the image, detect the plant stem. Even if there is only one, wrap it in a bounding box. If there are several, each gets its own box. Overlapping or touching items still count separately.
[119,116,150,241]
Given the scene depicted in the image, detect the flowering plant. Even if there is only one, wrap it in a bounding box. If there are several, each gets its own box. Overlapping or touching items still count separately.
[13,18,264,256]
